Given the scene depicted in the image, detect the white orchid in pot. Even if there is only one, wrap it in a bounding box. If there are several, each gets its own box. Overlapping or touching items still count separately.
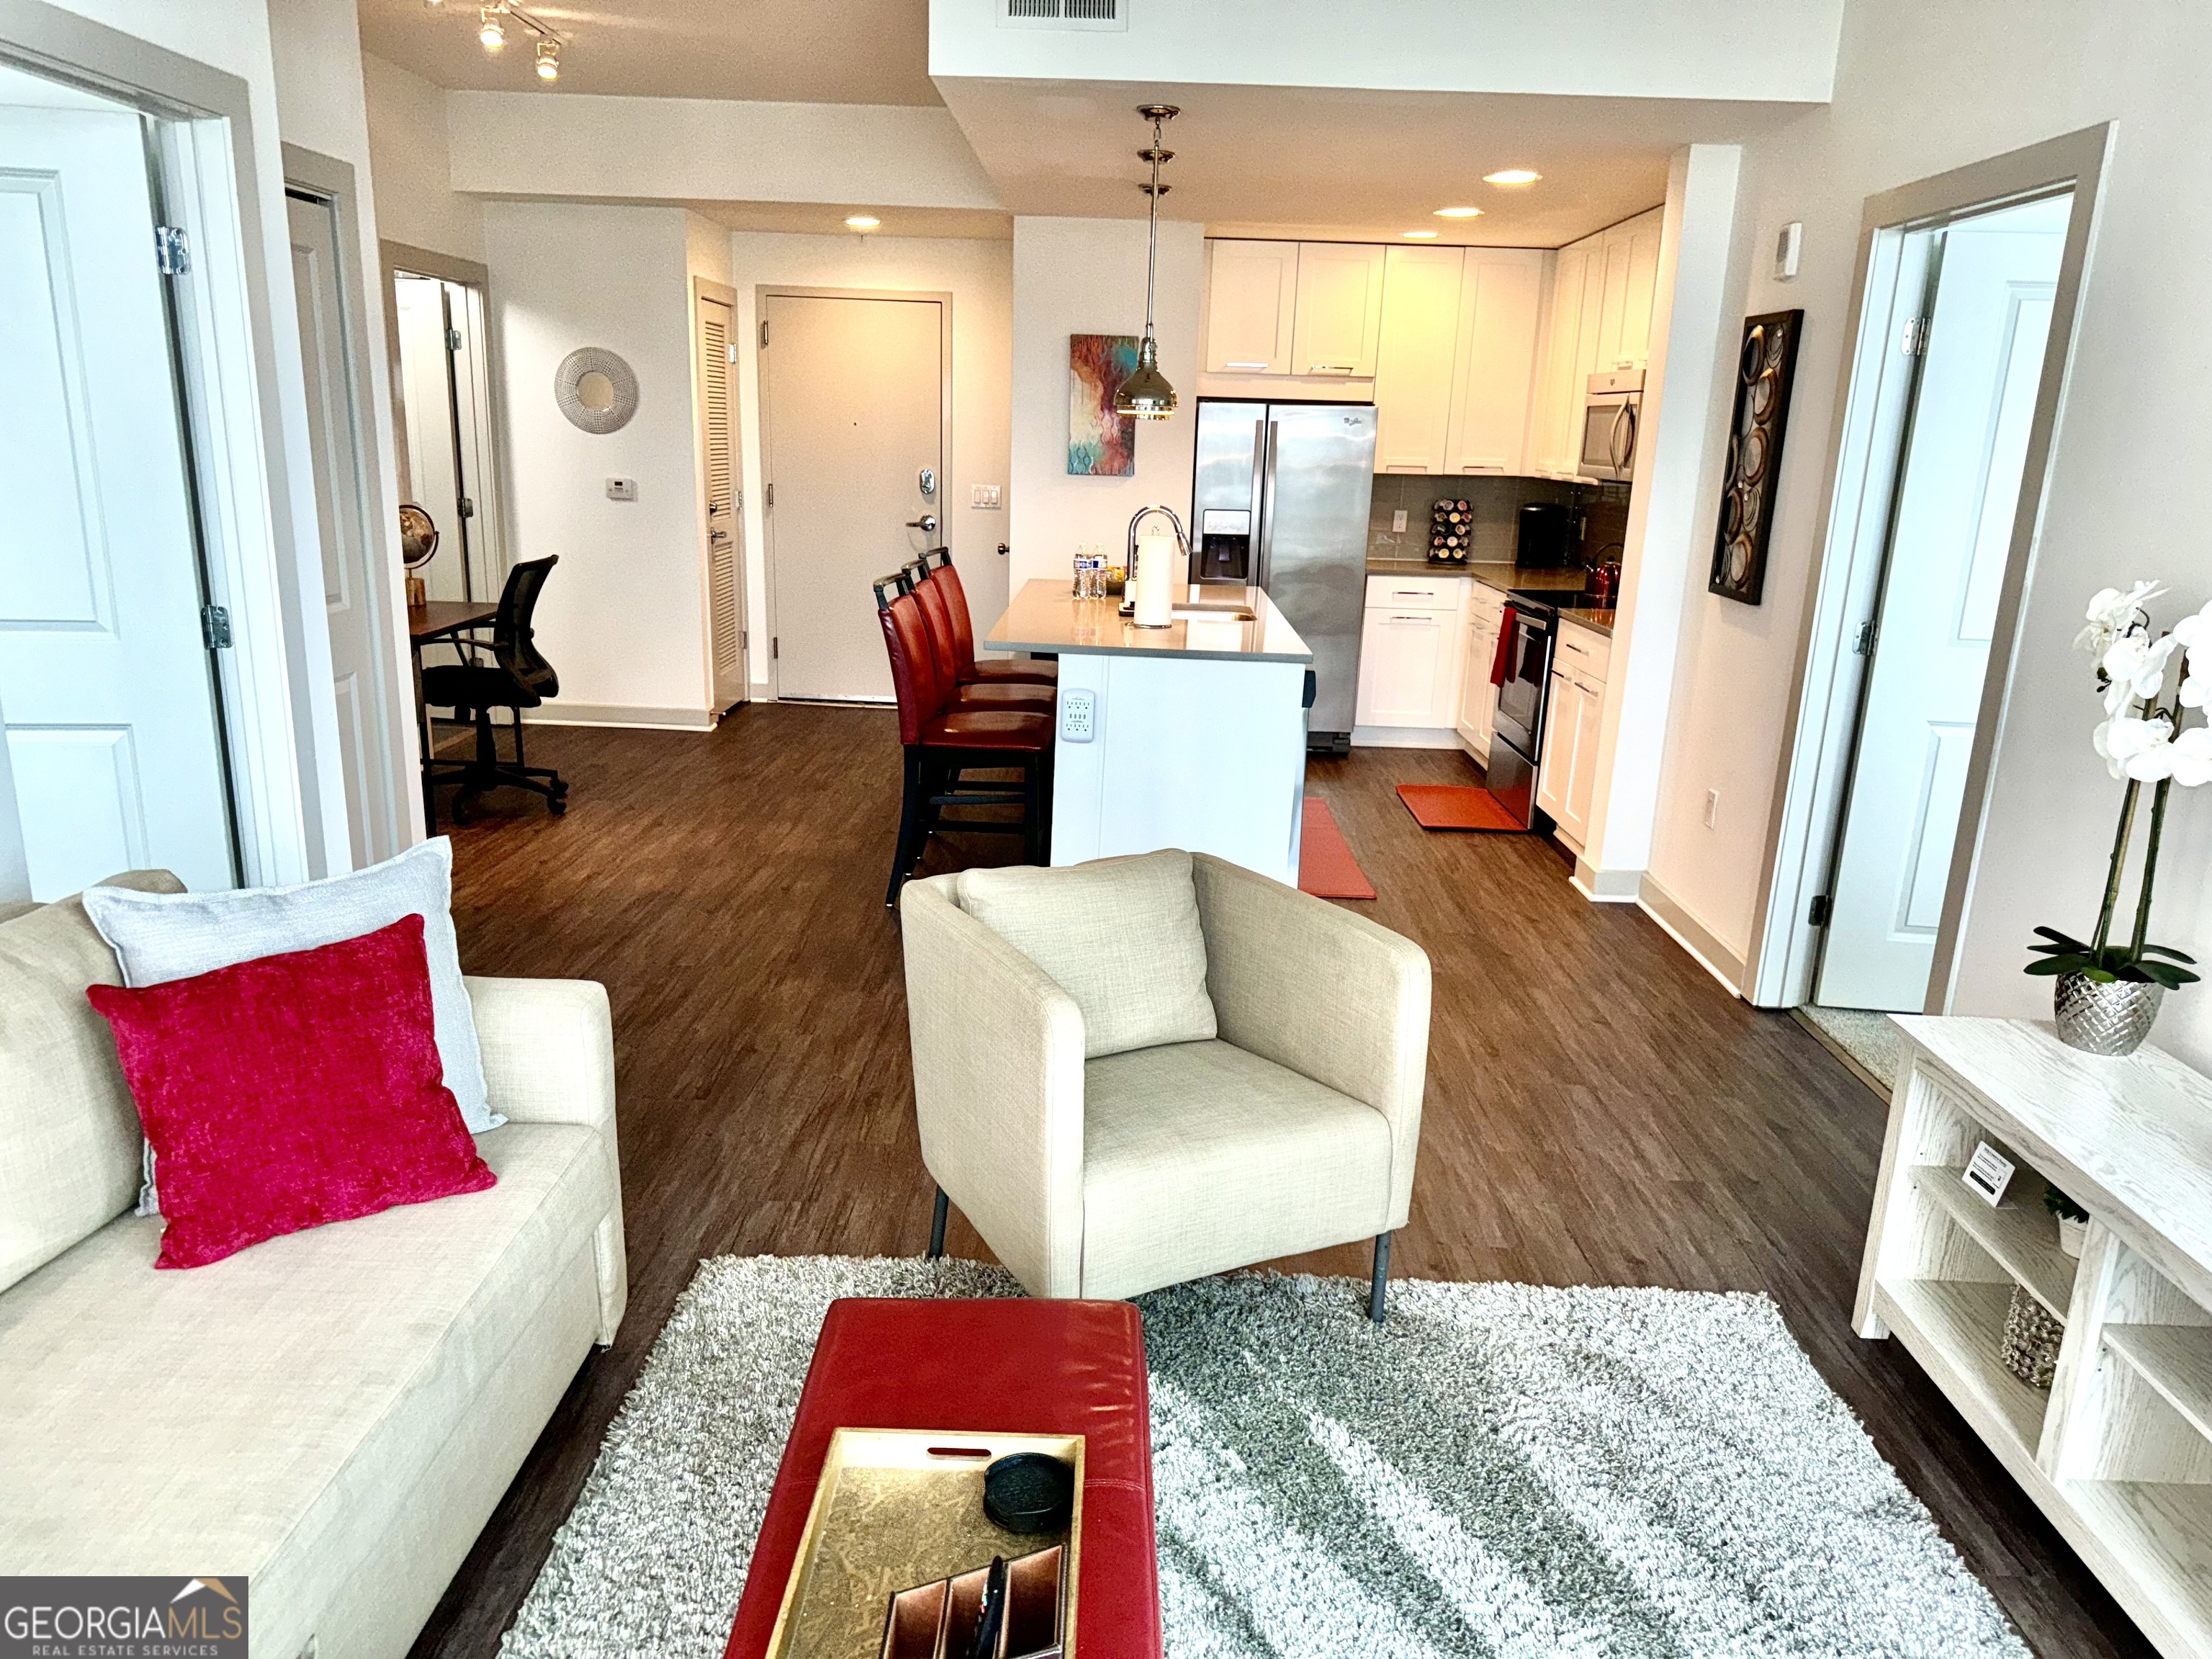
[2027,582,2209,1055]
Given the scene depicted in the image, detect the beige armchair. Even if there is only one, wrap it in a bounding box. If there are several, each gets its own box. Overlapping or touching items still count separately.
[899,849,1430,1323]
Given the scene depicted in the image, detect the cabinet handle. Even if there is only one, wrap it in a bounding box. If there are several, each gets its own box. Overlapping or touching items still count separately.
[1223,360,1271,371]
[1389,614,1436,625]
[1308,363,1356,374]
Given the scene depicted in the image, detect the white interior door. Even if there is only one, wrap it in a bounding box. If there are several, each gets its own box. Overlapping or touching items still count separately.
[392,273,498,605]
[1818,196,2069,1010]
[0,102,234,899]
[698,292,745,710]
[762,293,943,701]
[288,188,399,870]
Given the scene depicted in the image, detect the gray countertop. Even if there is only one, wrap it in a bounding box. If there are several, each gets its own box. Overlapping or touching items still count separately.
[984,579,1313,664]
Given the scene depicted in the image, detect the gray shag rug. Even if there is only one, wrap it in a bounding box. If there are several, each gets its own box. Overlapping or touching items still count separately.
[503,1256,2027,1659]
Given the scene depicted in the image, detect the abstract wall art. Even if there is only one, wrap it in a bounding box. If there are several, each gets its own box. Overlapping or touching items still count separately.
[1068,333,1140,477]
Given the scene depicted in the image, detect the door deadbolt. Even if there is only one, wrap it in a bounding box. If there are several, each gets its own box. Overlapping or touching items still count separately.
[917,467,938,498]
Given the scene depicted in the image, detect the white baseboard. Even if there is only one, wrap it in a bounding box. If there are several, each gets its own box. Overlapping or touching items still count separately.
[523,703,716,732]
[749,682,772,703]
[1351,725,1462,750]
[1572,858,1642,902]
[1637,873,1748,997]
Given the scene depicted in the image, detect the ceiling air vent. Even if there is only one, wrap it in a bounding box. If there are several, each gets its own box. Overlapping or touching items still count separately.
[999,0,1127,30]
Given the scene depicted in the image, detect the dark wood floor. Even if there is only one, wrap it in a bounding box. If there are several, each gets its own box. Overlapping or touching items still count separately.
[412,703,2150,1659]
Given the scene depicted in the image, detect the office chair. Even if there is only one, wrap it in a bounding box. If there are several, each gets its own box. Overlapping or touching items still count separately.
[421,556,568,822]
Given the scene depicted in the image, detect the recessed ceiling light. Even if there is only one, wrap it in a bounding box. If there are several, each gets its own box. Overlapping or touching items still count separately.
[1433,206,1483,219]
[1483,168,1542,186]
[845,215,881,231]
[1402,229,1439,239]
[477,6,505,48]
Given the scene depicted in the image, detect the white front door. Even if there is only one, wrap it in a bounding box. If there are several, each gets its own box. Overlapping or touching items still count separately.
[288,188,401,869]
[0,104,234,899]
[762,294,943,701]
[1818,195,2069,1010]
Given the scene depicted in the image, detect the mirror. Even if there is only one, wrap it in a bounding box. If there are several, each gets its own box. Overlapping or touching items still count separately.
[576,371,616,413]
[554,346,639,434]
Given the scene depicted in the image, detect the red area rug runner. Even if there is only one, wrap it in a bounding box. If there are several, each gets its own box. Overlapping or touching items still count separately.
[1395,783,1523,832]
[1298,797,1376,900]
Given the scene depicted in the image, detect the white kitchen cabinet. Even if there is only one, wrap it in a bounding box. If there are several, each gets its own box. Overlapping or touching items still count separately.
[1203,240,1299,375]
[1456,585,1506,760]
[1616,213,1663,370]
[1372,246,1465,472]
[1444,249,1545,475]
[1355,575,1466,734]
[1528,207,1663,477]
[1291,243,1388,379]
[1535,620,1610,850]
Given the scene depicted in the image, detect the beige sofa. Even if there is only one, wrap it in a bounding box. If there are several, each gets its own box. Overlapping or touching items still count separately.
[902,851,1429,1321]
[0,877,626,1659]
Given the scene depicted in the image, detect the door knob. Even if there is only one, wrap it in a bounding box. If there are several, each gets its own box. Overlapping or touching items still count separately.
[906,514,938,534]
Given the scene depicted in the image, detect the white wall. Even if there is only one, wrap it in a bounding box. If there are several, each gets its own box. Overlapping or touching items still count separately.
[1009,217,1205,595]
[1643,0,2212,1070]
[723,229,1014,691]
[448,92,999,210]
[484,202,711,725]
[930,0,1843,103]
[360,51,482,264]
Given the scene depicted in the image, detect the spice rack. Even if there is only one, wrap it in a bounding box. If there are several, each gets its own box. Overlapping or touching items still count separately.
[1858,1017,2212,1659]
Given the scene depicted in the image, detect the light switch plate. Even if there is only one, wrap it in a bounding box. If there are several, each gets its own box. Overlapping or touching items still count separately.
[606,477,638,501]
[1391,509,1408,533]
[1058,687,1096,743]
[971,483,1003,509]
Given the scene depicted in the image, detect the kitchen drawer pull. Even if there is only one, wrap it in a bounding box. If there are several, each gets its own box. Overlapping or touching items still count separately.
[1391,588,1434,598]
[1389,614,1436,625]
[1308,363,1356,374]
[1223,360,1272,371]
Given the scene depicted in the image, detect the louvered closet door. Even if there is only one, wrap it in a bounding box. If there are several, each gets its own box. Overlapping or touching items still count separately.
[0,104,235,899]
[698,295,745,709]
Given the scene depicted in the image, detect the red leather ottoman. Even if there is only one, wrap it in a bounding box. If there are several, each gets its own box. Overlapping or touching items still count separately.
[724,1298,1162,1659]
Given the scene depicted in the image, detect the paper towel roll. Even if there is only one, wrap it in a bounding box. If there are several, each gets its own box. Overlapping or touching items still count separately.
[1133,532,1176,628]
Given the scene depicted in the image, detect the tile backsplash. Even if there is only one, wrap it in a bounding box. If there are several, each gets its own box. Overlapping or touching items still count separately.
[1366,473,1604,565]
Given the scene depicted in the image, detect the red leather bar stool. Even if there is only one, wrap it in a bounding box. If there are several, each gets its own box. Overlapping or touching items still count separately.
[915,547,1056,688]
[878,588,1052,908]
[911,570,1053,713]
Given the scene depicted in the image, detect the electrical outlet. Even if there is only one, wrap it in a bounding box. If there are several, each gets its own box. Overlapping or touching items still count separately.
[1391,508,1408,534]
[971,483,1003,509]
[1704,789,1721,830]
[1058,687,1097,743]
[606,477,638,502]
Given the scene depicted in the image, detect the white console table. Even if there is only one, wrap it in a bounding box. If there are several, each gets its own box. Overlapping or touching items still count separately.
[1859,1017,2212,1658]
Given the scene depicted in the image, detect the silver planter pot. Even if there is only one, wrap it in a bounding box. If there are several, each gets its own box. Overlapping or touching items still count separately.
[2053,972,2165,1056]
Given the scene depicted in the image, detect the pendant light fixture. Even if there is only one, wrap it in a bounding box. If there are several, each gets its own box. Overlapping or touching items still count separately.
[1114,103,1180,421]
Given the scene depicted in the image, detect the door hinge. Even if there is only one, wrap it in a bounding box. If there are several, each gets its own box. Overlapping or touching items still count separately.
[760,319,770,348]
[741,629,748,651]
[458,496,476,520]
[154,225,190,276]
[1901,315,1930,356]
[1807,894,1831,927]
[734,488,743,511]
[200,603,233,650]
[765,482,774,508]
[1853,619,1879,657]
[727,341,739,365]
[446,326,464,353]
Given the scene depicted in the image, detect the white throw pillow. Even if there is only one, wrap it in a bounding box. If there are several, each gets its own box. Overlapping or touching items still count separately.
[83,839,498,1213]
[956,849,1217,1059]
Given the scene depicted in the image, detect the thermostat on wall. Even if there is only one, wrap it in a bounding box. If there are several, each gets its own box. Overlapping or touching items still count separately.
[1774,221,1803,282]
[606,477,638,502]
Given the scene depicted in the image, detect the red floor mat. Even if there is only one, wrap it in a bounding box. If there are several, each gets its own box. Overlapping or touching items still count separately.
[1395,783,1524,832]
[1298,797,1376,899]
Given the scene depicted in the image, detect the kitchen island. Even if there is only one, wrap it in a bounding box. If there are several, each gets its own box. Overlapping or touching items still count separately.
[983,579,1313,886]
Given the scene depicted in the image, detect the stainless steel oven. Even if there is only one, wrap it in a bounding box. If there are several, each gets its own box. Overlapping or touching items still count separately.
[1480,599,1557,830]
[1577,369,1642,483]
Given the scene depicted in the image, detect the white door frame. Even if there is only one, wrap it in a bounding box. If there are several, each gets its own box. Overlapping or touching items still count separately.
[693,276,745,714]
[754,284,953,703]
[1747,124,2115,1010]
[284,142,411,863]
[0,0,349,888]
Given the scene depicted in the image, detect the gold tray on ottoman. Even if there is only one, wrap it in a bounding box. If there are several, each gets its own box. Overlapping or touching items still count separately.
[764,1429,1084,1659]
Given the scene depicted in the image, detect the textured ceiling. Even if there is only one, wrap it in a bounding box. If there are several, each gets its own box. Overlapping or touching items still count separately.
[356,0,940,104]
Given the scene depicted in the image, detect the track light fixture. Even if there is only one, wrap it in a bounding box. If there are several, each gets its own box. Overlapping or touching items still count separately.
[477,6,505,48]
[470,2,568,81]
[535,37,560,79]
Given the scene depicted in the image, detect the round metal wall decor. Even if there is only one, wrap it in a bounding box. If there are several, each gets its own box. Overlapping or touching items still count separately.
[554,347,639,434]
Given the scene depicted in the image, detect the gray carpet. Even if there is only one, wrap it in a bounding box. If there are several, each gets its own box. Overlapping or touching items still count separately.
[1799,1007,1904,1094]
[502,1256,2028,1659]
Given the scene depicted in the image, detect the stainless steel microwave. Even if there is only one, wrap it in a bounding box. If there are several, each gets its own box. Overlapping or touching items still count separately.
[1578,369,1643,483]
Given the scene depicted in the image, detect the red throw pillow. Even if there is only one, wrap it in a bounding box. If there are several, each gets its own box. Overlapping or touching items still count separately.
[87,913,495,1269]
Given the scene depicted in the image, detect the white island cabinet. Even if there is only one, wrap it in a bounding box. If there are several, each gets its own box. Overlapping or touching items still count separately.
[1861,1017,2212,1659]
[984,580,1313,887]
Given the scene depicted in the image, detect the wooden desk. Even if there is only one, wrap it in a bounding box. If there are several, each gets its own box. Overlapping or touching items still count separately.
[408,601,497,828]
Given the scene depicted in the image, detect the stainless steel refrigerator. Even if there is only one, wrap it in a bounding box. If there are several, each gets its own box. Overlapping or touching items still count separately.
[1190,399,1377,750]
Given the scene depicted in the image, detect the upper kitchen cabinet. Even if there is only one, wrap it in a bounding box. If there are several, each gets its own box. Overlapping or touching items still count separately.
[1203,240,1299,375]
[1372,246,1465,472]
[1444,249,1544,475]
[1291,243,1388,379]
[1529,207,1663,477]
[1595,210,1663,373]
